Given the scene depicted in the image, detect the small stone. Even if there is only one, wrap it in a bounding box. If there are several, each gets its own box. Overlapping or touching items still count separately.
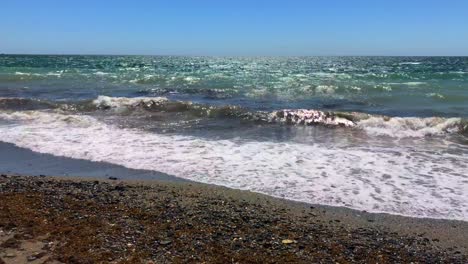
[5,253,16,258]
[159,240,172,245]
[34,252,47,259]
[114,185,126,191]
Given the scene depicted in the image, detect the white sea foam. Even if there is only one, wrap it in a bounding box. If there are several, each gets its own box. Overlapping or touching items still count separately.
[94,71,110,76]
[0,110,467,220]
[92,95,168,109]
[14,71,63,78]
[357,116,463,138]
[426,93,445,99]
[387,82,426,86]
[46,71,63,77]
[404,82,426,86]
[269,109,355,127]
[315,85,336,94]
[14,71,31,76]
[183,76,200,84]
[399,62,422,65]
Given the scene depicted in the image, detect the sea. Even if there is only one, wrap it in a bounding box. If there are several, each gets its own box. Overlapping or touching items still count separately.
[0,55,467,221]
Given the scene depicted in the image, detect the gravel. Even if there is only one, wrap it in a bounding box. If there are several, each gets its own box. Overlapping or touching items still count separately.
[0,175,467,263]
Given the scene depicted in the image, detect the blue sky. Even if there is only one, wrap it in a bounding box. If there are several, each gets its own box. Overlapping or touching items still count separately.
[1,0,467,56]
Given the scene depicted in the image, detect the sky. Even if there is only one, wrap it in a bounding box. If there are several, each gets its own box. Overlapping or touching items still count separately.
[1,0,468,56]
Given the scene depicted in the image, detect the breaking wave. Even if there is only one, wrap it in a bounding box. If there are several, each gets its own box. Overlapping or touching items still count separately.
[0,109,467,220]
[1,96,467,138]
[88,96,468,138]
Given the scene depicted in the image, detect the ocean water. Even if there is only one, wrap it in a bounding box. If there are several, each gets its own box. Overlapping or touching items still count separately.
[1,55,467,220]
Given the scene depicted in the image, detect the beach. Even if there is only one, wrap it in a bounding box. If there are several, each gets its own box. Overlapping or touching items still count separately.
[0,144,467,263]
[2,0,468,261]
[1,55,468,221]
[1,55,468,262]
[1,174,467,263]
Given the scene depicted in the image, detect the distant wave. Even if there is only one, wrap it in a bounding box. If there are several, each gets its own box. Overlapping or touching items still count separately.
[386,82,426,86]
[0,71,65,81]
[399,62,422,65]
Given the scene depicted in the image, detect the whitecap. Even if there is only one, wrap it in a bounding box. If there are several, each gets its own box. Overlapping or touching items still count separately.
[94,71,110,76]
[399,62,422,65]
[357,116,462,138]
[426,93,445,99]
[14,71,31,76]
[315,85,335,94]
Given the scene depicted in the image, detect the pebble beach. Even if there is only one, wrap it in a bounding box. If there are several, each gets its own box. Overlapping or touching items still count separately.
[1,175,467,263]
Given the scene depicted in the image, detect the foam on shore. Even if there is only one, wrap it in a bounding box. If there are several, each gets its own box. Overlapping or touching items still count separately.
[1,110,467,220]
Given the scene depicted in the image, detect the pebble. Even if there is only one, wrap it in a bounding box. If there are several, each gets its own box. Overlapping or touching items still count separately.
[4,253,16,258]
[0,175,466,263]
[159,240,172,245]
[282,239,295,244]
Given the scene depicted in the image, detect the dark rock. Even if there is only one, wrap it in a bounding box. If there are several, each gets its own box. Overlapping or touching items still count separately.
[114,185,126,191]
[1,238,20,248]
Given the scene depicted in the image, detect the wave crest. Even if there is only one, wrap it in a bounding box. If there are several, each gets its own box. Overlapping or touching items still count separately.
[358,116,467,138]
[268,109,356,127]
[92,95,169,110]
[1,96,467,138]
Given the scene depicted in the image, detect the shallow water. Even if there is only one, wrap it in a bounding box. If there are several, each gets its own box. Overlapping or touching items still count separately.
[0,55,467,220]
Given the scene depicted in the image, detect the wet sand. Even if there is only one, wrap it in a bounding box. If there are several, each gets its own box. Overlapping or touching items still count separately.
[0,142,186,182]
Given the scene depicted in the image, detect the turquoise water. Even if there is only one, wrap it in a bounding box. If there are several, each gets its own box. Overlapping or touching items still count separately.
[1,55,468,220]
[1,55,467,117]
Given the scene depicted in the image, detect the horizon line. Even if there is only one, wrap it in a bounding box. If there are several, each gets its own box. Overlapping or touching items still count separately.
[1,53,468,57]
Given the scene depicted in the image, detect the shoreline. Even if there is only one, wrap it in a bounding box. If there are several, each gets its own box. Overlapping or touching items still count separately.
[0,142,187,183]
[1,141,467,223]
[1,142,467,262]
[1,175,467,263]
